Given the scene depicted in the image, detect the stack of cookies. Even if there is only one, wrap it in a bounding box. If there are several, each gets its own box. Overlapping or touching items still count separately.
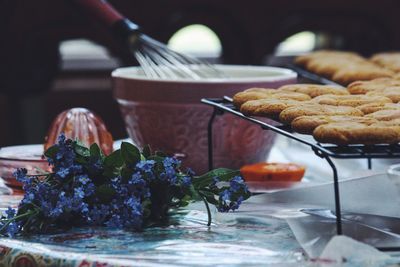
[233,82,400,145]
[295,50,395,85]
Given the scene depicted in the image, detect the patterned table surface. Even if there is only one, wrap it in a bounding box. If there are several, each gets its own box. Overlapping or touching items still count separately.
[0,195,306,267]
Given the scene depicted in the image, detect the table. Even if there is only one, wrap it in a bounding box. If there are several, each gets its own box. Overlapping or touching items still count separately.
[0,136,400,266]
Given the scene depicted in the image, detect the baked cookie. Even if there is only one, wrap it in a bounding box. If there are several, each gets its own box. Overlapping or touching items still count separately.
[365,109,400,121]
[240,99,300,119]
[279,104,363,124]
[313,122,400,145]
[291,115,377,135]
[310,94,392,107]
[357,102,400,114]
[370,52,400,72]
[278,84,348,98]
[233,89,276,107]
[331,64,394,85]
[366,87,400,103]
[294,50,363,67]
[306,58,363,78]
[233,88,310,107]
[347,78,400,94]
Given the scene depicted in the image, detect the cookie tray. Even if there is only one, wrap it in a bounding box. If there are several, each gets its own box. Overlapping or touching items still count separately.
[201,97,400,250]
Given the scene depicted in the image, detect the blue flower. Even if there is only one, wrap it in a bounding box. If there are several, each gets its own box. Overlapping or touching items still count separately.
[230,196,244,211]
[5,222,20,237]
[220,189,231,202]
[13,168,28,182]
[229,176,245,192]
[4,207,16,219]
[80,202,89,214]
[125,197,142,216]
[49,206,63,218]
[74,187,85,199]
[181,176,192,187]
[77,174,90,185]
[211,176,220,188]
[85,183,96,196]
[129,172,146,187]
[57,133,66,143]
[56,167,70,179]
[136,160,155,172]
[105,214,124,228]
[186,168,195,176]
[163,157,180,168]
[21,192,35,204]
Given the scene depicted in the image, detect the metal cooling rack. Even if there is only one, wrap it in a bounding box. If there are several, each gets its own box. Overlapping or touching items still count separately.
[202,97,400,251]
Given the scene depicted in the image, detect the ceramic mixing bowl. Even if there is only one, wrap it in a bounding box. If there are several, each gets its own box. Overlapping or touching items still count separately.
[112,65,297,174]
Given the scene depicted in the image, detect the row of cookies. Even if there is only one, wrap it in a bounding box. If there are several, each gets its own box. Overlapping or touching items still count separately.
[233,84,400,144]
[293,79,400,144]
[294,50,395,85]
[371,52,400,73]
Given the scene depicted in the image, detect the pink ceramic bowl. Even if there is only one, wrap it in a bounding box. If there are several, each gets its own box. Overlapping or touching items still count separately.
[112,65,297,174]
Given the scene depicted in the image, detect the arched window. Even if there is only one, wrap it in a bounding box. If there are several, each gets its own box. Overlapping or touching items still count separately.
[168,24,222,62]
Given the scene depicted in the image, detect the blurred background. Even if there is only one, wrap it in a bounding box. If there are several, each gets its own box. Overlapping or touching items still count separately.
[1,0,400,146]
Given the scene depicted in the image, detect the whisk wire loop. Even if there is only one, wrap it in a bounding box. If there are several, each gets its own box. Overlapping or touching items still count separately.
[133,34,226,80]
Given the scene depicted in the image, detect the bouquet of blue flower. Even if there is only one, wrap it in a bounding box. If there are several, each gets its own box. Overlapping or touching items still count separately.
[0,134,250,237]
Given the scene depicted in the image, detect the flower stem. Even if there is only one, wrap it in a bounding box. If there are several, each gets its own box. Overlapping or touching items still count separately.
[0,209,38,233]
[200,195,212,226]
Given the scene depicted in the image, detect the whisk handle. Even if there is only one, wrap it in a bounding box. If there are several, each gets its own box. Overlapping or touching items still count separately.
[75,0,139,31]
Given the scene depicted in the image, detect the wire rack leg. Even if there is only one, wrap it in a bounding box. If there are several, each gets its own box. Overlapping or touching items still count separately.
[207,108,221,171]
[324,155,342,235]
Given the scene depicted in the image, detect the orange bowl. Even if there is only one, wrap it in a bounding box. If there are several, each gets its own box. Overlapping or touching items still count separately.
[240,162,305,182]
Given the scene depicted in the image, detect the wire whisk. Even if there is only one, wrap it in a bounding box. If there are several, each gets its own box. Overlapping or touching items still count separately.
[76,0,226,80]
[134,34,225,80]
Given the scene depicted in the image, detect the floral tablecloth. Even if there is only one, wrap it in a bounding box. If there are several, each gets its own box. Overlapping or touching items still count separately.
[0,198,305,267]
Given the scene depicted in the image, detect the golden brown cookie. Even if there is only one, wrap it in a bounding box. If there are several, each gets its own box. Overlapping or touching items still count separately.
[240,99,300,119]
[366,87,400,103]
[370,52,400,72]
[279,104,364,124]
[278,84,348,98]
[313,122,400,145]
[294,50,363,67]
[365,109,400,121]
[331,64,394,86]
[233,89,310,107]
[233,89,276,107]
[357,103,400,114]
[291,115,378,135]
[306,58,362,78]
[347,78,400,94]
[310,94,392,107]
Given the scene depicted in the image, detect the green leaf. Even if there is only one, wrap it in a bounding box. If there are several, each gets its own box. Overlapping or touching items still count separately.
[74,143,90,157]
[121,142,141,166]
[121,168,134,182]
[90,143,102,159]
[102,169,120,179]
[104,149,124,167]
[142,145,151,158]
[155,151,167,157]
[95,185,115,203]
[198,190,218,205]
[44,145,58,159]
[147,155,164,163]
[192,168,240,188]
